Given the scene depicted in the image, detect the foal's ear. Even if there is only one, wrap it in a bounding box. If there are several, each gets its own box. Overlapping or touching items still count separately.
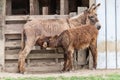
[88,3,95,12]
[54,35,59,38]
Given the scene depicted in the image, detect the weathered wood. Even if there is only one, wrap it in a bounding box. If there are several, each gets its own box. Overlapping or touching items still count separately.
[42,7,48,15]
[5,49,58,54]
[60,0,69,15]
[5,53,63,60]
[6,0,12,15]
[5,15,69,21]
[0,0,6,71]
[5,34,21,40]
[5,40,21,48]
[77,49,87,65]
[89,50,93,69]
[5,64,63,73]
[34,0,39,15]
[30,0,34,15]
[4,24,23,34]
[30,0,39,15]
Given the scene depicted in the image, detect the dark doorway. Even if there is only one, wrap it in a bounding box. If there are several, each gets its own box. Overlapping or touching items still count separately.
[12,0,30,15]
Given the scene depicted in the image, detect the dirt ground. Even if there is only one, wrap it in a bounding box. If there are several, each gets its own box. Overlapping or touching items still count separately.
[0,69,120,78]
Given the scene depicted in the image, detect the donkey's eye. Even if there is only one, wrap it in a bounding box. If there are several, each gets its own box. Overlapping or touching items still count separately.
[90,16,94,18]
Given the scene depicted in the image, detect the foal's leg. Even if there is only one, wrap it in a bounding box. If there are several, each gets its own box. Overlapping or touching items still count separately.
[62,53,67,71]
[89,41,97,69]
[67,49,74,71]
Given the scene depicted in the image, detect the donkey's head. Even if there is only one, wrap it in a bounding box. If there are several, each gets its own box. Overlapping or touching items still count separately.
[84,3,101,30]
[83,3,101,25]
[69,3,101,27]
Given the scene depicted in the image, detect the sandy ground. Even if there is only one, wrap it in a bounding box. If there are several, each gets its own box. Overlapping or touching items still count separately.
[0,69,120,78]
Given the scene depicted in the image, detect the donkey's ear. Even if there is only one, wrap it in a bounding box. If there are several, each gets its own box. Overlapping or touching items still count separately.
[88,3,95,12]
[93,3,101,10]
[84,9,89,14]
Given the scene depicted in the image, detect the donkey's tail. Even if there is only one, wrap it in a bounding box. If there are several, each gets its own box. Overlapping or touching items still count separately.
[21,30,25,50]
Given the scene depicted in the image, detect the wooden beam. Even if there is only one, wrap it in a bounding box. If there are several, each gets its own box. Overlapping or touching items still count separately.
[5,15,69,21]
[6,0,12,15]
[30,0,34,15]
[42,7,48,15]
[5,53,63,60]
[60,0,69,15]
[34,0,39,15]
[0,0,6,71]
[30,0,39,15]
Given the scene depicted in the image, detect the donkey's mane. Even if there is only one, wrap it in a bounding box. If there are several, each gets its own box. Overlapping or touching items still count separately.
[69,12,84,20]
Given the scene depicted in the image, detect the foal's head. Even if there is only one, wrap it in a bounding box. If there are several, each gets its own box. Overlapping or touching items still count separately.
[85,3,101,30]
[84,3,101,25]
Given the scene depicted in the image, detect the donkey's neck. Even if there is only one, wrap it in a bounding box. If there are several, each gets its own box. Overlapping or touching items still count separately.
[68,12,87,27]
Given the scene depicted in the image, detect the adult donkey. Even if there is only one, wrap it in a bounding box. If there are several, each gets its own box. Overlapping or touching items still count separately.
[18,3,101,73]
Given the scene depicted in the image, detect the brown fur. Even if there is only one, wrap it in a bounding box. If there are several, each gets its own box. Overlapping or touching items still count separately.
[18,3,101,73]
[46,14,100,71]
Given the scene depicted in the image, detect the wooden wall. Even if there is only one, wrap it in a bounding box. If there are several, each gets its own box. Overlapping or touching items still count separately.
[96,0,120,69]
[0,0,96,73]
[0,0,5,71]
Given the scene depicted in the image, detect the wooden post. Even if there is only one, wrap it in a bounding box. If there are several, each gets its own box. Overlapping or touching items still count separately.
[0,0,6,71]
[60,0,68,15]
[88,0,95,69]
[30,0,34,15]
[30,0,39,15]
[42,7,48,15]
[34,0,39,15]
[6,0,12,15]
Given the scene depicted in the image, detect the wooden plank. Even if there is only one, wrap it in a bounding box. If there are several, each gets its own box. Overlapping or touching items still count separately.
[96,0,106,69]
[34,0,39,15]
[77,49,87,65]
[6,0,12,15]
[30,0,39,15]
[5,49,20,54]
[106,0,116,69]
[42,7,48,15]
[5,53,63,60]
[116,0,120,68]
[0,0,6,71]
[5,65,62,73]
[5,15,69,21]
[30,0,34,15]
[60,0,68,15]
[5,34,21,40]
[4,24,23,34]
[5,49,58,54]
[5,40,21,48]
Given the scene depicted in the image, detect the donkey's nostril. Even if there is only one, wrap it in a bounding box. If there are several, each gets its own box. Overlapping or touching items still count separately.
[97,26,101,30]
